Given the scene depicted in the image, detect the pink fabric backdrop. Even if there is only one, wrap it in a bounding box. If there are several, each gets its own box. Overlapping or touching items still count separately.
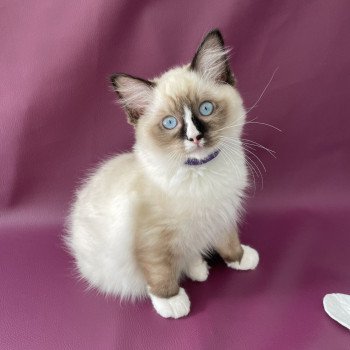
[1,1,350,349]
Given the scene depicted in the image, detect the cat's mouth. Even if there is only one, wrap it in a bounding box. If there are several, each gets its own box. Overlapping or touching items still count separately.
[184,138,205,153]
[183,134,221,160]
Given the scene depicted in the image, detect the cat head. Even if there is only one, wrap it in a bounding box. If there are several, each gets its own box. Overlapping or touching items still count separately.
[111,29,245,165]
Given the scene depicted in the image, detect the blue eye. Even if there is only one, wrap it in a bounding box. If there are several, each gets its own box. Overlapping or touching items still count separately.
[199,101,214,116]
[162,116,178,129]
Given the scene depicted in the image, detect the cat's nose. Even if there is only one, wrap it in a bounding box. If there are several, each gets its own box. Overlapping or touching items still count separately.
[188,134,203,145]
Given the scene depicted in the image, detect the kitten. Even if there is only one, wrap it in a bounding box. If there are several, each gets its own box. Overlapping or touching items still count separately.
[65,29,259,319]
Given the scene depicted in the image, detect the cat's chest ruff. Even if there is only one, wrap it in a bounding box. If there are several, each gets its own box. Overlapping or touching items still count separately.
[167,170,241,251]
[139,149,247,224]
[165,166,242,221]
[140,154,246,251]
[167,164,240,199]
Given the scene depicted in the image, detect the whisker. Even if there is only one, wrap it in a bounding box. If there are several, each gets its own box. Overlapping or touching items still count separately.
[241,146,267,173]
[221,141,261,178]
[220,140,255,176]
[245,159,257,195]
[239,67,279,119]
[220,137,268,173]
[219,141,243,177]
[214,118,257,133]
[242,142,276,160]
[217,131,277,160]
[244,121,282,133]
[220,146,240,179]
[220,139,263,190]
[220,136,276,159]
[241,138,277,158]
[215,117,281,134]
[214,67,281,136]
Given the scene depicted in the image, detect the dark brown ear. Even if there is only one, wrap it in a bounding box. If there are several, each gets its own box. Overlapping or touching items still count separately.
[190,29,234,85]
[110,74,155,125]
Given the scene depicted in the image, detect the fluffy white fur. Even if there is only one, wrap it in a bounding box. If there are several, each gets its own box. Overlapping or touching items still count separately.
[66,30,259,318]
[66,108,247,298]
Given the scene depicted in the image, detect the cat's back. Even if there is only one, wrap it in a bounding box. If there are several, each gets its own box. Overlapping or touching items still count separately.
[66,152,149,298]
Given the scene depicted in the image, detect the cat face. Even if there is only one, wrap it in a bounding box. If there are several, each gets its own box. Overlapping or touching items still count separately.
[111,29,245,163]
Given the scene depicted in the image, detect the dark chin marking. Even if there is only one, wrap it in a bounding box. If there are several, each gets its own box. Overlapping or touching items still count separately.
[185,149,220,166]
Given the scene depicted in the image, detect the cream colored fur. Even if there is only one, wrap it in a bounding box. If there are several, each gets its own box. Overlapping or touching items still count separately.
[65,30,259,318]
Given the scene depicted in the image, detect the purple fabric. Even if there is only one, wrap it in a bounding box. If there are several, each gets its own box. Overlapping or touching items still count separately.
[1,1,350,349]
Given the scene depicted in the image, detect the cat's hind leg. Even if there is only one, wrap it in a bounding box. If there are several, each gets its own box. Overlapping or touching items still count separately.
[185,254,209,282]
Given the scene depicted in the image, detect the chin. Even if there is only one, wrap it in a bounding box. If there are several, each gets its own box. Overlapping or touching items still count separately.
[185,145,216,159]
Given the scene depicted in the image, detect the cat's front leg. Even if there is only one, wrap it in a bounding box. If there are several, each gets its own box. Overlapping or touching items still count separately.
[136,237,190,319]
[216,229,259,270]
[145,265,190,319]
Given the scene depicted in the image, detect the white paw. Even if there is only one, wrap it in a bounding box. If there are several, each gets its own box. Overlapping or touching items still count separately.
[149,287,190,319]
[227,245,259,270]
[187,259,209,282]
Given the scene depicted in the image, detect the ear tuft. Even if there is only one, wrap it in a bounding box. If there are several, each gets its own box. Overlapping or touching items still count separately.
[190,29,234,85]
[110,74,155,125]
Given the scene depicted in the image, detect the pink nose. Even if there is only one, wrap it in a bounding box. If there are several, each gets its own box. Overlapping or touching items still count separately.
[188,134,203,144]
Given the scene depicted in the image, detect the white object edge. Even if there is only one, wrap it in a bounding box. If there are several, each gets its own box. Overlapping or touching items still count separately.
[323,293,350,330]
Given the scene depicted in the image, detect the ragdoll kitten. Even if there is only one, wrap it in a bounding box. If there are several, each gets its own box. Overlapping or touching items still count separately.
[66,29,259,319]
